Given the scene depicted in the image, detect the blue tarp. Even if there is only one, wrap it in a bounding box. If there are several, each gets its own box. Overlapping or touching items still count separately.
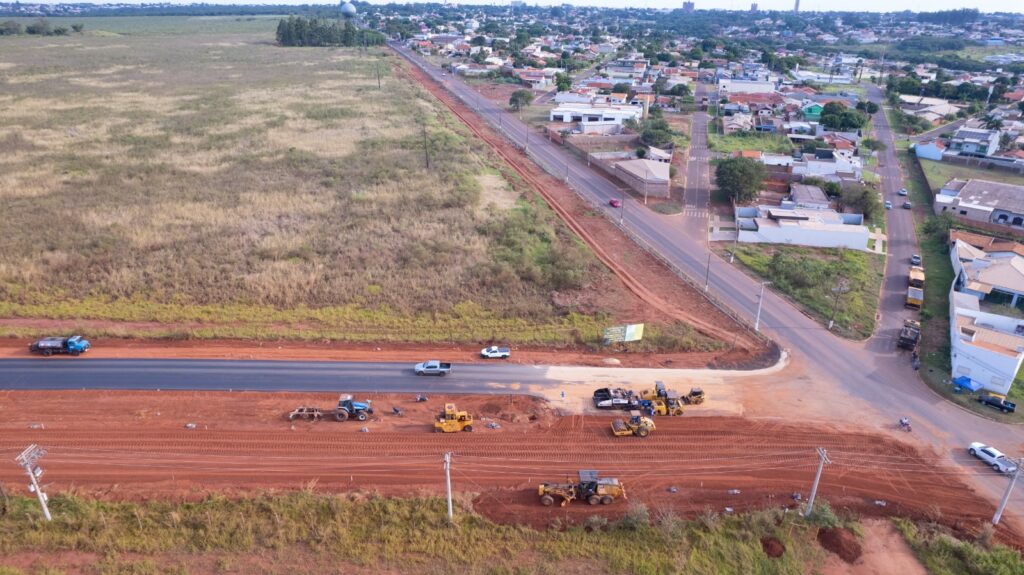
[953,376,983,392]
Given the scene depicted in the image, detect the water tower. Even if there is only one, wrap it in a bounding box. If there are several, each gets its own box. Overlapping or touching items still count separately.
[340,1,357,19]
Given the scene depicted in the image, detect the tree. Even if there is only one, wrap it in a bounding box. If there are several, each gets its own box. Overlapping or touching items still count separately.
[0,20,22,35]
[25,18,50,35]
[860,138,887,152]
[611,82,632,95]
[71,23,84,33]
[1018,101,1024,114]
[508,89,534,111]
[982,114,1003,131]
[715,157,765,204]
[470,35,486,46]
[554,72,572,92]
[838,185,880,221]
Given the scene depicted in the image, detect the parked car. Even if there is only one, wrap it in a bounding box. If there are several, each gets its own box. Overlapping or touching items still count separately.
[902,201,912,209]
[968,442,1018,474]
[609,198,622,208]
[978,392,1016,414]
[884,200,893,210]
[910,254,921,266]
[480,346,511,359]
[898,188,908,196]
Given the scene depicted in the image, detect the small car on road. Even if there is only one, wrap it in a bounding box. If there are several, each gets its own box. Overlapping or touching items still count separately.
[910,254,921,266]
[969,442,1018,474]
[480,346,511,359]
[884,200,893,210]
[609,198,622,208]
[898,188,908,196]
[902,201,912,209]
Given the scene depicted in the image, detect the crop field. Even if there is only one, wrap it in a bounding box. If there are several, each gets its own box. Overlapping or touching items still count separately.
[0,18,665,346]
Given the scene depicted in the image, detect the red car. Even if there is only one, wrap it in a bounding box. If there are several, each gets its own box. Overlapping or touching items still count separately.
[609,198,622,208]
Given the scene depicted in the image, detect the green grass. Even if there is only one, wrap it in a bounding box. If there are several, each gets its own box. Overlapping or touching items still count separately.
[893,518,1024,575]
[0,492,832,575]
[0,17,647,347]
[1,15,285,35]
[726,244,884,340]
[918,159,1024,194]
[818,83,866,98]
[706,131,793,154]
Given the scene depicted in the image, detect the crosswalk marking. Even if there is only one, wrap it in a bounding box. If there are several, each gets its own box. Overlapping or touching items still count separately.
[683,209,707,218]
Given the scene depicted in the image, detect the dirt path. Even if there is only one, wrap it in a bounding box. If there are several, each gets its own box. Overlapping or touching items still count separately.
[398,59,774,369]
[0,390,1016,546]
[822,519,927,575]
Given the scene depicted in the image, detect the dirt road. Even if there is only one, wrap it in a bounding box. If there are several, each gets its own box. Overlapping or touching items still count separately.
[0,390,1012,543]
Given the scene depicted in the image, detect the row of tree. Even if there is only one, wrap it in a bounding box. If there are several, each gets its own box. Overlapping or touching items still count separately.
[275,16,384,48]
[0,19,83,36]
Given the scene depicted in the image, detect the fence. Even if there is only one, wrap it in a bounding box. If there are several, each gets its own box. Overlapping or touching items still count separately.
[940,153,1024,176]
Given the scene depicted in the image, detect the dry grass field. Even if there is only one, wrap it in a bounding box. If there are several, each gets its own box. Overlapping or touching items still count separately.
[0,18,720,350]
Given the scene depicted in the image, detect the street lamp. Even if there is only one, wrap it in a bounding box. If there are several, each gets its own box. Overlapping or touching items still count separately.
[754,281,772,333]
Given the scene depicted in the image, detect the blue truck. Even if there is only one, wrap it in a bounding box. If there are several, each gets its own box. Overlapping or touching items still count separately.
[29,336,91,357]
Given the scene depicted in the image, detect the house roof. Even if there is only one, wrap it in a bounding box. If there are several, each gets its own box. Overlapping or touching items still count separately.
[950,230,1024,257]
[735,150,762,159]
[615,159,671,182]
[918,138,947,150]
[950,179,1024,215]
[790,183,829,204]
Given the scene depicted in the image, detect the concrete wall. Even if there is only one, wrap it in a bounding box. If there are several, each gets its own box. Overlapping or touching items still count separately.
[738,225,869,250]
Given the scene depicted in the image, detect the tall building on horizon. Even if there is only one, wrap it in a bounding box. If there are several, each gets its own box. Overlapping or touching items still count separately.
[793,0,800,13]
[751,2,758,11]
[683,1,695,12]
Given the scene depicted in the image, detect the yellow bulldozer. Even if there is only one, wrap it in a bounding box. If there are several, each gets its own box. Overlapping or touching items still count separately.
[538,470,626,507]
[434,403,474,433]
[611,410,656,437]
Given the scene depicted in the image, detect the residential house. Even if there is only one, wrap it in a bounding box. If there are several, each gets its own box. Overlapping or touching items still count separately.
[802,103,824,122]
[721,113,754,135]
[717,79,777,95]
[934,178,1024,229]
[948,126,1000,158]
[549,103,644,131]
[948,238,1024,395]
[787,183,831,210]
[735,205,869,250]
[913,138,947,161]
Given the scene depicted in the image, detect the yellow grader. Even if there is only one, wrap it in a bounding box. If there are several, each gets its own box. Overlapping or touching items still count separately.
[538,470,626,507]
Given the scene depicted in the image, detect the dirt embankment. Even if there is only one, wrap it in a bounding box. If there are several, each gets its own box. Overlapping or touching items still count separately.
[398,58,777,370]
[0,390,1016,547]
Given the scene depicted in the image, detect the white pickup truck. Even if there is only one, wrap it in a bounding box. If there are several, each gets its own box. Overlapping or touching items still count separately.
[414,360,452,376]
[969,442,1018,474]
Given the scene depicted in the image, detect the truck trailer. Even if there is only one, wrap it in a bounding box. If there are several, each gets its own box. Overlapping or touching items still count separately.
[28,336,91,357]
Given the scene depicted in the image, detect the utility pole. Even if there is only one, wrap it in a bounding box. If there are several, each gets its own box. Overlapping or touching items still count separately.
[993,461,1021,525]
[443,452,454,523]
[704,251,711,292]
[619,197,625,225]
[754,281,771,333]
[15,444,51,521]
[804,447,831,518]
[376,63,382,89]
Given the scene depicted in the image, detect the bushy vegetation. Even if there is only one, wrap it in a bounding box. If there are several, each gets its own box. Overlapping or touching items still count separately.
[893,518,1024,575]
[0,18,83,36]
[0,492,827,574]
[731,245,884,339]
[715,157,765,204]
[275,16,384,47]
[0,22,622,345]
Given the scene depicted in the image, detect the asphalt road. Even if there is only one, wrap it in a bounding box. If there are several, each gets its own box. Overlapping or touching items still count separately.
[0,359,550,394]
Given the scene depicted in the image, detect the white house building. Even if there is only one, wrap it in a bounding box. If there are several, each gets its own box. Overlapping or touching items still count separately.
[934,178,1024,229]
[549,103,644,130]
[948,239,1024,395]
[735,206,869,250]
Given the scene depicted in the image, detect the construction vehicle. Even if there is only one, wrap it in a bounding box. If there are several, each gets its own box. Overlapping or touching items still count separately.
[538,470,626,507]
[909,266,926,288]
[905,286,924,310]
[29,335,91,357]
[287,406,324,421]
[611,410,656,437]
[897,319,921,351]
[434,403,474,433]
[683,387,705,405]
[335,394,374,421]
[650,392,686,416]
[593,387,637,410]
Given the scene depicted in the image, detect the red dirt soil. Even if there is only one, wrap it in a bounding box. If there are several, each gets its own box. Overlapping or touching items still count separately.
[761,536,786,558]
[0,337,750,369]
[399,60,775,369]
[0,390,1018,546]
[819,527,864,564]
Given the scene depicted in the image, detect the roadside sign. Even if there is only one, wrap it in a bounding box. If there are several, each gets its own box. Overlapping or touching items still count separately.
[603,323,645,344]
